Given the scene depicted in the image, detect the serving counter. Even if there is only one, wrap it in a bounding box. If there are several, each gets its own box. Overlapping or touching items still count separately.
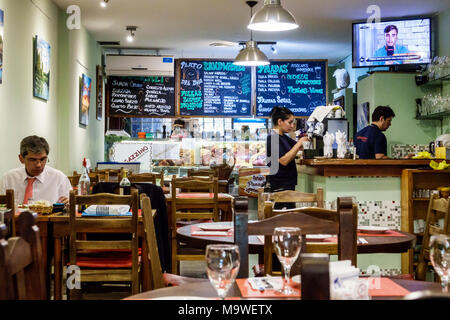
[296,158,443,276]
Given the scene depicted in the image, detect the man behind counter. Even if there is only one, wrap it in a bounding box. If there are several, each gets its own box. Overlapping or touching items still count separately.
[355,106,395,159]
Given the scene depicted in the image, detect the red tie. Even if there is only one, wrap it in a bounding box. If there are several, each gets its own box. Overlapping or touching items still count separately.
[23,177,36,204]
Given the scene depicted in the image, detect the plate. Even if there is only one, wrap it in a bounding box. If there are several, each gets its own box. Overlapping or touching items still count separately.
[305,234,333,241]
[358,226,390,234]
[198,224,232,232]
[150,296,212,300]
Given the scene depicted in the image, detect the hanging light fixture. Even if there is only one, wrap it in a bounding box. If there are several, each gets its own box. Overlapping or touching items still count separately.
[233,1,270,66]
[100,0,109,8]
[248,0,299,32]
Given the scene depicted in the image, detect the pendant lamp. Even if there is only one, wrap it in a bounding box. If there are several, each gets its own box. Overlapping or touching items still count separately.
[233,1,270,66]
[248,0,299,32]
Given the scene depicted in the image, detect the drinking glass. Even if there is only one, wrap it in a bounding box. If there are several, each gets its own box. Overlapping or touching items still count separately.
[205,244,240,299]
[429,234,450,292]
[273,227,302,295]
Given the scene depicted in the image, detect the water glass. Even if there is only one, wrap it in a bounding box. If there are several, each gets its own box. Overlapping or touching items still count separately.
[205,244,240,299]
[429,234,450,292]
[273,227,302,295]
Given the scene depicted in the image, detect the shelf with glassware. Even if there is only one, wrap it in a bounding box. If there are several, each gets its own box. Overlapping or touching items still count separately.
[415,58,450,120]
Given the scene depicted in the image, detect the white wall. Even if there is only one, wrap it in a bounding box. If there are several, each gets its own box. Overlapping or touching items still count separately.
[0,0,104,176]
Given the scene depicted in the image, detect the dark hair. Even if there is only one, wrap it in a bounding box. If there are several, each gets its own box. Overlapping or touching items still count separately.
[174,118,185,126]
[270,106,294,126]
[372,106,395,122]
[20,135,50,157]
[384,25,398,34]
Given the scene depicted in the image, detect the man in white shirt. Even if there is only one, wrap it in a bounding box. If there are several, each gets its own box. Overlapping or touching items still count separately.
[0,135,72,205]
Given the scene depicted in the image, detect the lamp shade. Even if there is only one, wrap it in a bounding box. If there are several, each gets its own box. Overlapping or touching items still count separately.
[233,40,270,66]
[248,0,298,32]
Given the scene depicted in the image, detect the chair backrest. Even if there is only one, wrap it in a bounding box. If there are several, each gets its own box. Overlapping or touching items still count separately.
[187,168,218,178]
[0,211,46,300]
[69,172,100,187]
[416,194,450,280]
[0,189,15,237]
[129,172,164,187]
[140,195,165,290]
[172,174,215,193]
[68,189,140,293]
[257,187,324,220]
[242,197,357,276]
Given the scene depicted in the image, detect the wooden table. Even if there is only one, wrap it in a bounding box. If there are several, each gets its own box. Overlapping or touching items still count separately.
[177,222,416,254]
[124,278,441,300]
[165,192,234,221]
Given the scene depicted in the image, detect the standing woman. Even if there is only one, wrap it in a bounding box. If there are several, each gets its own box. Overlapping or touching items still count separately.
[266,106,309,208]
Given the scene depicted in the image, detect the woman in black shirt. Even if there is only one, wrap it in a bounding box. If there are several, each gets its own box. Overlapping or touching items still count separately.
[266,106,309,208]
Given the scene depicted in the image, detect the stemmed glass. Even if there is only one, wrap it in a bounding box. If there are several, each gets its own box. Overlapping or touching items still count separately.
[205,244,240,299]
[273,227,302,295]
[429,234,450,292]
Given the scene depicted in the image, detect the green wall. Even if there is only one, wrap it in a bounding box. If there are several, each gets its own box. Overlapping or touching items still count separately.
[0,0,104,176]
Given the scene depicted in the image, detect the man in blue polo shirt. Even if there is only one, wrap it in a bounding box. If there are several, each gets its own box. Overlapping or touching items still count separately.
[355,106,395,159]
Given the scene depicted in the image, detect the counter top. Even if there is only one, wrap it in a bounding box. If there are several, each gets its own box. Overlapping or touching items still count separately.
[297,158,444,177]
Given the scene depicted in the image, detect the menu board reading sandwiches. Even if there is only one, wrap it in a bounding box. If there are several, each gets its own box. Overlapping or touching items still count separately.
[178,59,252,116]
[255,60,328,117]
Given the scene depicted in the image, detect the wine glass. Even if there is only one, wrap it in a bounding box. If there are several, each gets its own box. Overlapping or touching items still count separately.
[205,244,240,299]
[429,234,450,292]
[273,227,302,295]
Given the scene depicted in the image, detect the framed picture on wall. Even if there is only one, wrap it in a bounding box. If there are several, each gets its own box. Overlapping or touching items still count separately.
[333,95,345,110]
[96,65,103,121]
[33,36,51,101]
[79,73,92,126]
[357,102,370,132]
[0,9,4,84]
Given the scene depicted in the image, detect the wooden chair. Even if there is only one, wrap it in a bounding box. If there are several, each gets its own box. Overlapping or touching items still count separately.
[416,194,450,281]
[129,172,164,188]
[257,187,324,220]
[68,189,140,299]
[0,211,46,300]
[244,197,357,276]
[69,172,100,187]
[170,175,219,274]
[140,194,207,289]
[0,189,15,237]
[187,168,218,178]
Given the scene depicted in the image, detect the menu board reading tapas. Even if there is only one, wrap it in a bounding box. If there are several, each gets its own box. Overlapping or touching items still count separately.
[178,60,252,116]
[108,76,175,117]
[255,60,327,117]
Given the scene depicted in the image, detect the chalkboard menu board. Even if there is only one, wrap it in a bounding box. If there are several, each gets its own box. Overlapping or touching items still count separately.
[255,60,327,117]
[178,60,252,116]
[108,76,175,117]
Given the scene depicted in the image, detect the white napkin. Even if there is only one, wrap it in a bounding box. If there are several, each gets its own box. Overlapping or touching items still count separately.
[307,105,335,122]
[329,260,368,300]
[248,277,282,291]
[335,130,347,159]
[323,132,335,158]
[83,205,130,216]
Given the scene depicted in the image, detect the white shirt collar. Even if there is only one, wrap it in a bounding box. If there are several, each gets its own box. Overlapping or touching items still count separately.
[22,166,47,184]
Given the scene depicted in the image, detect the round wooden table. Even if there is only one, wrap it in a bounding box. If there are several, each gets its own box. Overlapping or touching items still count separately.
[176,222,416,254]
[124,278,442,300]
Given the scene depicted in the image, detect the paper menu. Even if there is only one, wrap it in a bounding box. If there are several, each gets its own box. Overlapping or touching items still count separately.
[151,142,181,160]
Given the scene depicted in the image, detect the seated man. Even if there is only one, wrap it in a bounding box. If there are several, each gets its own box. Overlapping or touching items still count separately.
[0,135,72,205]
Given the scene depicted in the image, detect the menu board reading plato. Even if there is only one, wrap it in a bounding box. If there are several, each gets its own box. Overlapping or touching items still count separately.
[108,76,175,117]
[179,60,252,116]
[255,60,327,117]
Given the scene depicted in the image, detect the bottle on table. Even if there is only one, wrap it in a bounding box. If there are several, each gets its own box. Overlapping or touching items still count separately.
[77,158,90,196]
[119,169,131,195]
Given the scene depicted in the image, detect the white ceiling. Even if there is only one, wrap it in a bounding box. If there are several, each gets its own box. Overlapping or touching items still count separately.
[52,0,449,64]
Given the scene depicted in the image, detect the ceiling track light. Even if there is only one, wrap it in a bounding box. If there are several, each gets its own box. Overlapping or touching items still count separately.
[100,0,109,8]
[233,1,270,66]
[126,26,137,42]
[248,0,299,32]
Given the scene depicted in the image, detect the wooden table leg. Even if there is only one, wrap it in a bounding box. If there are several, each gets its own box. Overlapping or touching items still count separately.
[54,237,62,300]
[141,235,150,291]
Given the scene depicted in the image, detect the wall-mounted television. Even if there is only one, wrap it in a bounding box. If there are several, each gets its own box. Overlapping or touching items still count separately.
[352,17,432,68]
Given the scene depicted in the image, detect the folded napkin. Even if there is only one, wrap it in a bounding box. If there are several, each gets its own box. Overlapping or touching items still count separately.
[237,277,301,298]
[307,105,335,122]
[82,205,131,216]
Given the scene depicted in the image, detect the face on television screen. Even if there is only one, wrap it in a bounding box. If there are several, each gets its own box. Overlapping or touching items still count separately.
[352,18,431,67]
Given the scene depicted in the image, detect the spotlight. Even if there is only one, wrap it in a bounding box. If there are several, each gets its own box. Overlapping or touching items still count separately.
[100,0,109,8]
[126,26,137,42]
